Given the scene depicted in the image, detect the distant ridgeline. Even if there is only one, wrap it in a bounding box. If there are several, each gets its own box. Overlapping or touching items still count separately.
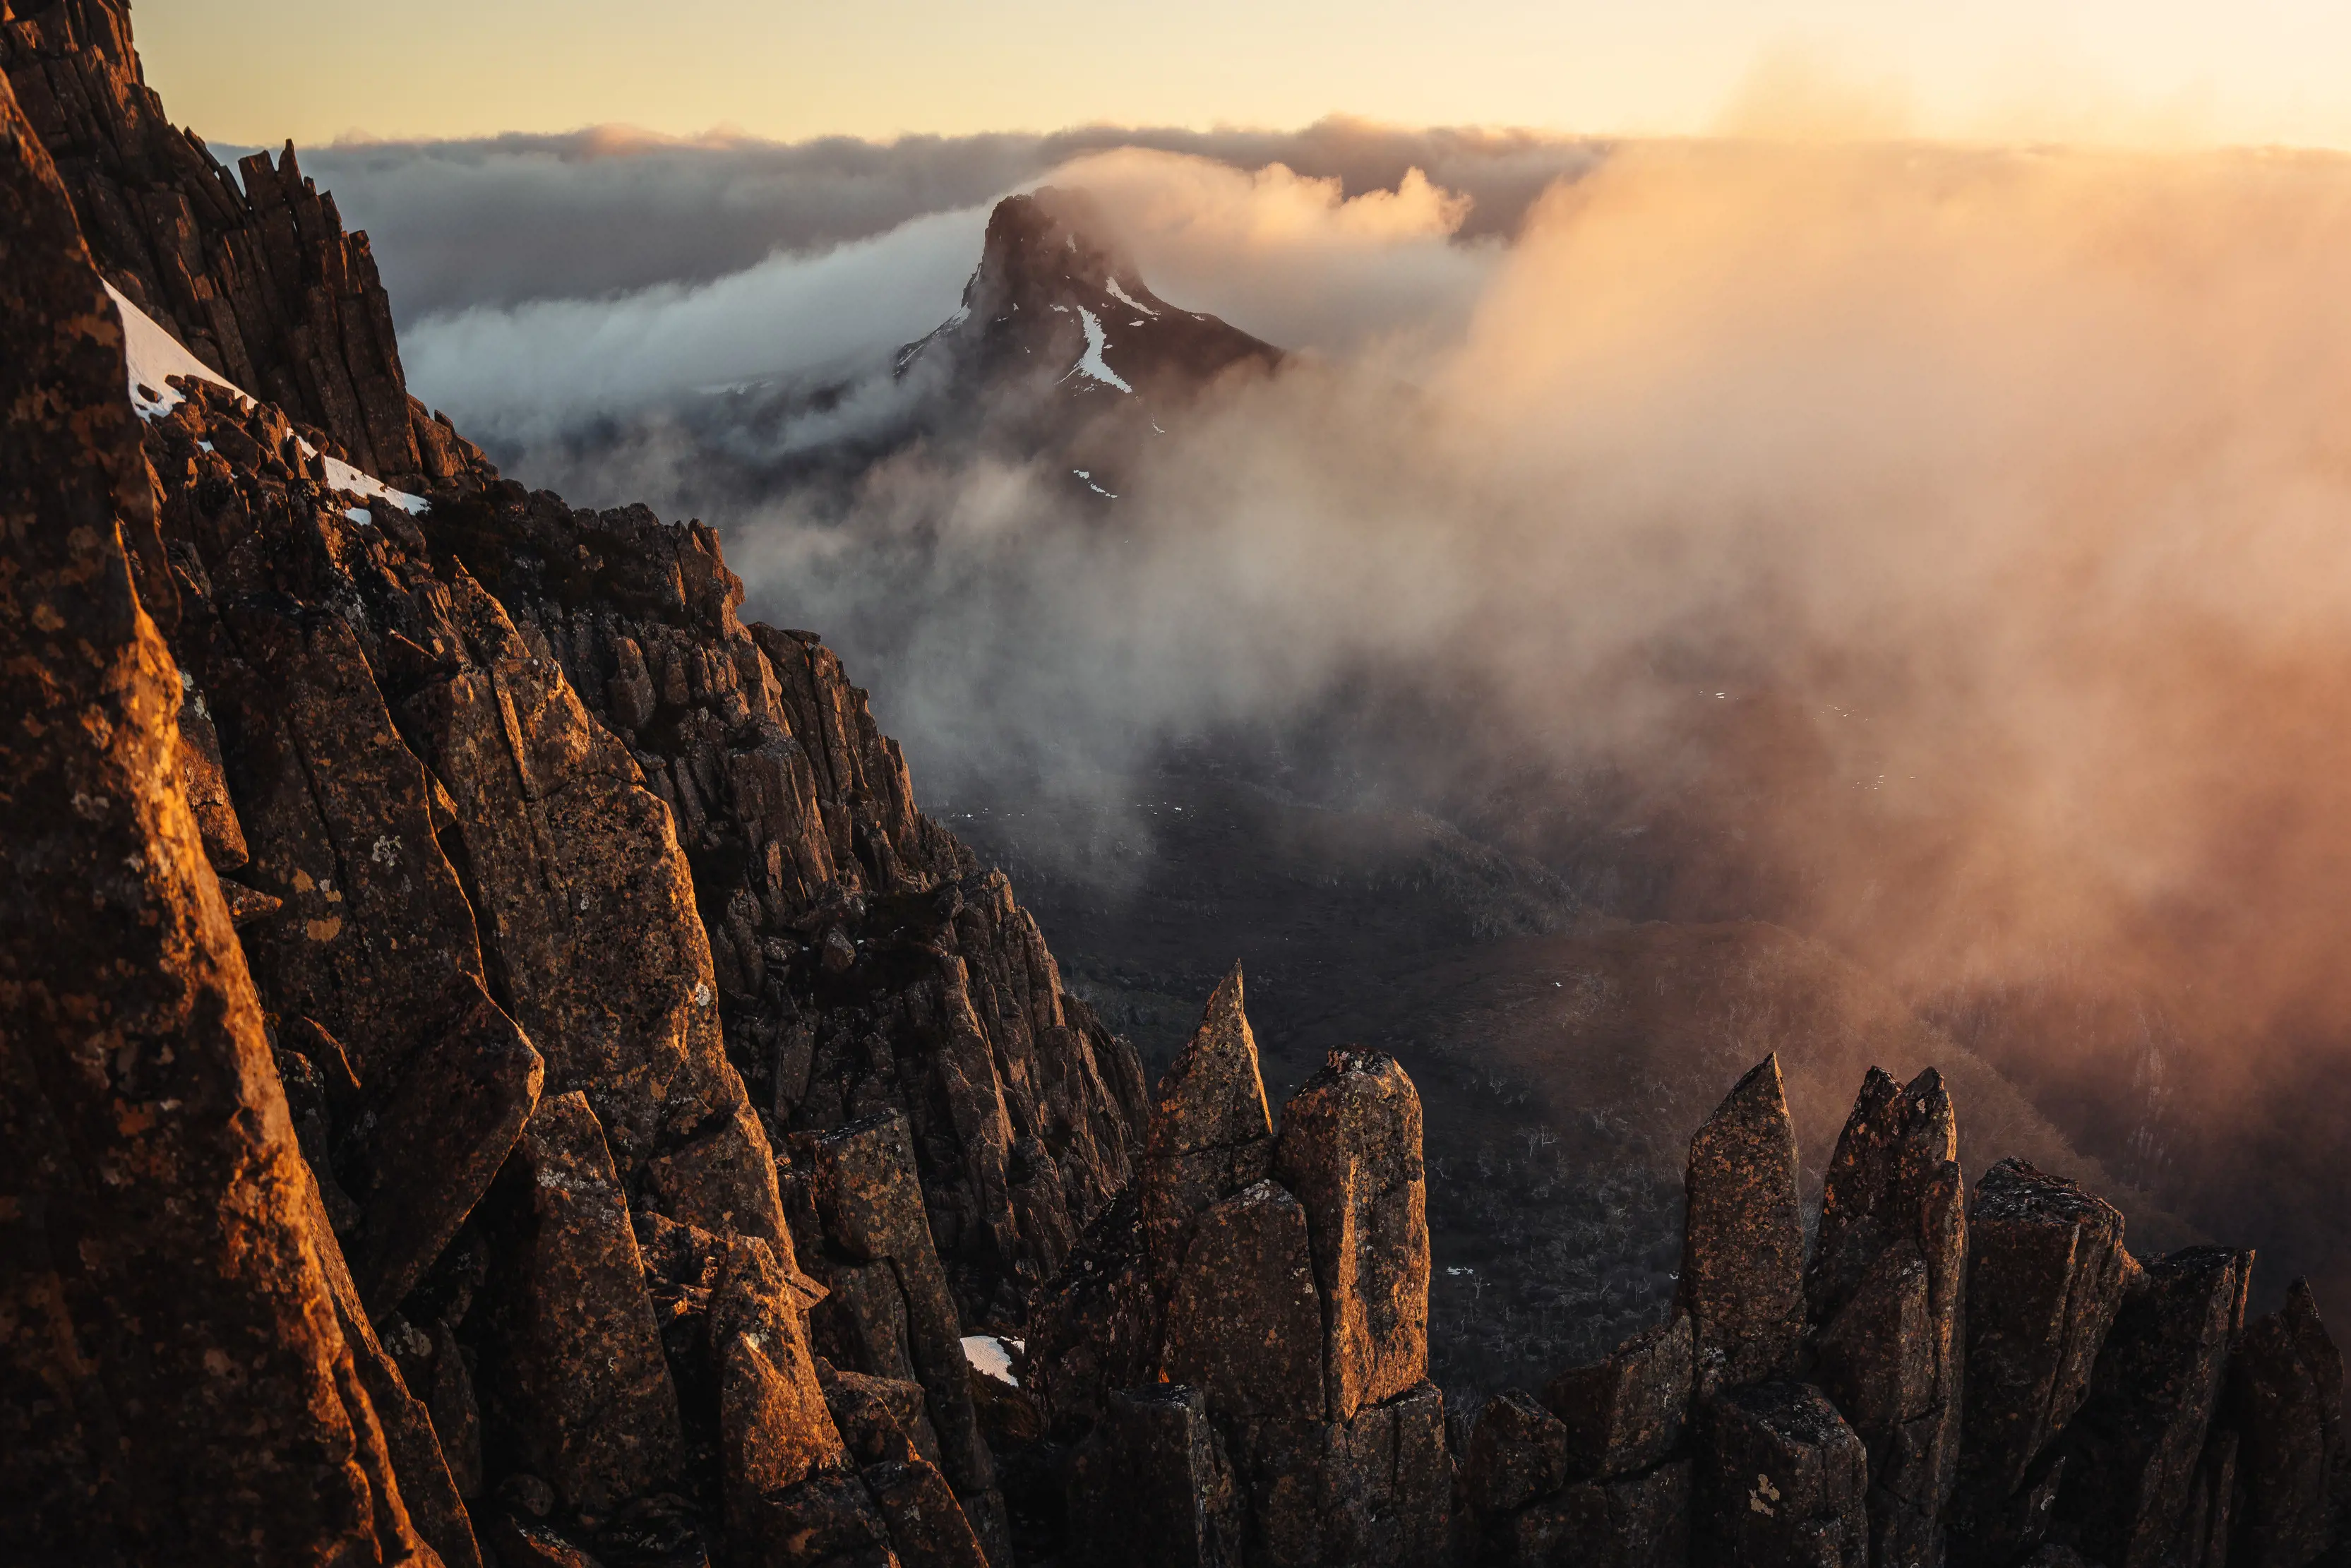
[0,4,2343,1568]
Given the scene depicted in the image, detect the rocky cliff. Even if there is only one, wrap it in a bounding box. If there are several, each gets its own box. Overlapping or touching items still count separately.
[3,1,1141,1563]
[0,4,2343,1568]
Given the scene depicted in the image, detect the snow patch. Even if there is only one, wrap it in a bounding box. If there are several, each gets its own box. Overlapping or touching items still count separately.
[1104,277,1159,318]
[105,281,428,516]
[1062,306,1132,394]
[962,1334,1019,1387]
[110,280,239,419]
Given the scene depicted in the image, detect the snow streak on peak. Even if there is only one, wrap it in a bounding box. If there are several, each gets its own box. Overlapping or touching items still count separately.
[1064,305,1132,394]
[1104,277,1159,318]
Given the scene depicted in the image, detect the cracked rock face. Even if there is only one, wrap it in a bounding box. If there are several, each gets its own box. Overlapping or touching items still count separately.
[0,66,433,1564]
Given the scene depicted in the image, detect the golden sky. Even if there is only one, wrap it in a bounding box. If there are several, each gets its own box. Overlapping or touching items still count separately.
[136,0,2351,148]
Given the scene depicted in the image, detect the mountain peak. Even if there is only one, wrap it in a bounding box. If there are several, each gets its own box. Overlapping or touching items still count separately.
[902,187,1279,413]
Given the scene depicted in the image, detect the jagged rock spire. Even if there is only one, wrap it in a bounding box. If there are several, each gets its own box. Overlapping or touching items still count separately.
[1141,962,1276,1291]
[1274,1048,1432,1423]
[1807,1065,1967,1568]
[1678,1053,1807,1392]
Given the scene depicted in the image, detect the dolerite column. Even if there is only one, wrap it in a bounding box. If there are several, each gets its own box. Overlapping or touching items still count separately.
[1678,1054,1806,1394]
[1951,1159,2136,1566]
[1805,1067,1968,1568]
[2052,1245,2251,1568]
[1142,963,1277,1294]
[1273,1049,1432,1421]
[0,71,433,1566]
[2225,1279,2347,1568]
[807,1109,1012,1566]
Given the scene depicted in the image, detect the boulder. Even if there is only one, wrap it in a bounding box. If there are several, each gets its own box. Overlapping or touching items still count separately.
[864,1457,991,1568]
[1274,1050,1431,1423]
[351,975,544,1315]
[1464,1388,1574,1517]
[1236,1381,1452,1568]
[808,1111,1009,1565]
[731,1470,898,1568]
[1514,1460,1692,1568]
[1679,1056,1805,1393]
[712,1235,849,1550]
[1699,1381,1870,1568]
[1023,1187,1164,1440]
[1159,1178,1327,1423]
[1543,1311,1693,1480]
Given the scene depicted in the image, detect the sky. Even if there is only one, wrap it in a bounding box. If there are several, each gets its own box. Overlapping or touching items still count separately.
[137,0,2351,150]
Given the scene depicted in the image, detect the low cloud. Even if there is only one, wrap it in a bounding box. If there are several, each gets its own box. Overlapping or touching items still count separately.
[287,117,1602,323]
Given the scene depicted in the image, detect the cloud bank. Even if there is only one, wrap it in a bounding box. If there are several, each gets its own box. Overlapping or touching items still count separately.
[374,128,2351,1295]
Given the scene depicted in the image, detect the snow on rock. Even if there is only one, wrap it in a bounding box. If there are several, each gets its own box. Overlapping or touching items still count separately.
[1063,306,1132,394]
[109,279,240,418]
[1104,277,1159,318]
[323,455,428,515]
[961,1334,1019,1387]
[105,280,429,515]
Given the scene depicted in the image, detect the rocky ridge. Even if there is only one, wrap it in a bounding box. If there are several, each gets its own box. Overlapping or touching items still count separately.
[1013,974,2344,1568]
[1,4,2344,1567]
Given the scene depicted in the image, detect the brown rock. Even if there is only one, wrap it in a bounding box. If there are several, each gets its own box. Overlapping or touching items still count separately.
[2226,1278,2346,1568]
[1806,1067,1966,1568]
[864,1458,991,1568]
[174,669,248,869]
[1067,1384,1245,1568]
[1955,1156,2136,1562]
[0,65,433,1564]
[1699,1381,1870,1568]
[304,1174,487,1568]
[713,1235,852,1551]
[1159,1178,1327,1422]
[1273,1049,1431,1423]
[1515,1459,1692,1568]
[808,1111,1009,1565]
[1142,964,1276,1291]
[1464,1388,1573,1517]
[1678,1055,1805,1394]
[352,974,544,1314]
[823,1365,945,1471]
[481,1090,685,1515]
[2054,1245,2252,1568]
[814,1259,923,1386]
[730,1470,899,1568]
[1022,1187,1163,1441]
[1236,1381,1453,1568]
[1543,1311,1693,1480]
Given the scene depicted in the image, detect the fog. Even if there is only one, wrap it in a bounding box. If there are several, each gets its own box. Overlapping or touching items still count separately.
[387,130,2351,1294]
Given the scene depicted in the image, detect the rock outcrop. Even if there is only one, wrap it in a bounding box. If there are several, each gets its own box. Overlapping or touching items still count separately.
[0,65,441,1565]
[1,0,481,488]
[5,8,2347,1568]
[1029,973,1454,1567]
[0,5,1141,1562]
[1454,1051,2347,1568]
